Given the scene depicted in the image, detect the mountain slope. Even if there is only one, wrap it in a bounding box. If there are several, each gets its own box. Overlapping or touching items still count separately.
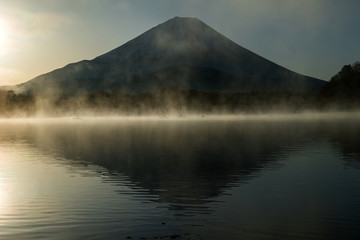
[14,17,325,95]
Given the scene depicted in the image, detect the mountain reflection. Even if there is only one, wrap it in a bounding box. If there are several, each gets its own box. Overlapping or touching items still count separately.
[2,117,360,240]
[2,120,308,204]
[3,118,359,209]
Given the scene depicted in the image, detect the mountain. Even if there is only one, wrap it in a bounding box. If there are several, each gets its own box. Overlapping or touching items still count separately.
[13,17,325,95]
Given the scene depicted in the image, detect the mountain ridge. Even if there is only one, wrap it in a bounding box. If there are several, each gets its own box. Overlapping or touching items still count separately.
[11,17,325,95]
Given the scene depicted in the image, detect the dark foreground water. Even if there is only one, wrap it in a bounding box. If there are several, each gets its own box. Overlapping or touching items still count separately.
[0,115,360,240]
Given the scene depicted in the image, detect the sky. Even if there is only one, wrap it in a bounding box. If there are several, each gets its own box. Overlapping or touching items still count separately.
[0,0,359,86]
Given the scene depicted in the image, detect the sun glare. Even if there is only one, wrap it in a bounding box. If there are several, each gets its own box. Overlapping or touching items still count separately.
[0,172,6,215]
[0,19,9,56]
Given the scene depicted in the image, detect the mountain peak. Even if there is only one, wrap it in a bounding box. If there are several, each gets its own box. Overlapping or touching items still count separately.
[95,16,222,63]
[13,17,325,95]
[165,16,202,24]
[155,16,210,36]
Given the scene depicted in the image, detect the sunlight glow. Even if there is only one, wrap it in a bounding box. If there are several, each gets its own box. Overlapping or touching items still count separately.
[0,172,7,216]
[0,19,10,56]
[0,153,13,217]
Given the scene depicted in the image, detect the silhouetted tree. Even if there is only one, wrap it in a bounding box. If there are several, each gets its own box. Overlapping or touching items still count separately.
[320,61,360,107]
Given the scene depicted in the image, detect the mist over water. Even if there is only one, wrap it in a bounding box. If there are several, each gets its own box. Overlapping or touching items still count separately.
[0,12,358,239]
[0,116,360,239]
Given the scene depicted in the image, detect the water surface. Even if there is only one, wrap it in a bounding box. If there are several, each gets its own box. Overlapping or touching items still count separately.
[0,116,360,239]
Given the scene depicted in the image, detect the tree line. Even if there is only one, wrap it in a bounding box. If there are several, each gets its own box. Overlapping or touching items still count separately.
[0,62,359,117]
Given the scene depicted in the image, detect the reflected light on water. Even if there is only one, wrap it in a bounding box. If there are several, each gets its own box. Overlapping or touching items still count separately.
[0,175,4,213]
[0,116,359,239]
[0,151,12,219]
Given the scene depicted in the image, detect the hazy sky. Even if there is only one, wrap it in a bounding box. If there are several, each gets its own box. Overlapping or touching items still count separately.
[0,0,359,86]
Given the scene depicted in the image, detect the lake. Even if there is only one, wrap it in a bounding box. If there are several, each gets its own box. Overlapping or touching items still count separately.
[0,114,360,240]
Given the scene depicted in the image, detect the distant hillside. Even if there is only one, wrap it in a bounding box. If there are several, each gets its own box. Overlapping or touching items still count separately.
[11,17,325,95]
